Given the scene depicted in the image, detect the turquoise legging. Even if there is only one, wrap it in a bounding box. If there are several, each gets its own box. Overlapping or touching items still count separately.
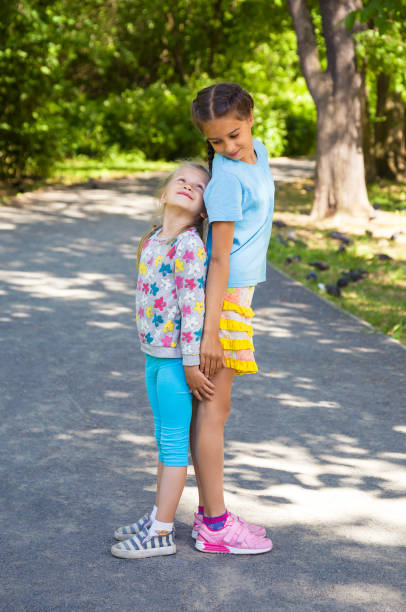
[145,355,192,467]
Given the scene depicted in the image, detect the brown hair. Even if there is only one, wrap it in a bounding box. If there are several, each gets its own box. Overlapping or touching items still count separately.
[136,163,210,269]
[191,82,254,173]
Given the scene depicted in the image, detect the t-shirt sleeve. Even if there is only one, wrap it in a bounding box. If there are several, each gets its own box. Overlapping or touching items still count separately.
[203,171,243,222]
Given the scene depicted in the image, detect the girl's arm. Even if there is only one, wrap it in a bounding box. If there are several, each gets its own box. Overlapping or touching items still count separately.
[200,221,235,379]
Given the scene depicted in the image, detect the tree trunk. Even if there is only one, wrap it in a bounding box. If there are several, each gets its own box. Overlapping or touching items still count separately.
[375,74,406,181]
[288,0,373,219]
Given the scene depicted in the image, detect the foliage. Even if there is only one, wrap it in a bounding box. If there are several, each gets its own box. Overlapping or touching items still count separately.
[0,0,313,179]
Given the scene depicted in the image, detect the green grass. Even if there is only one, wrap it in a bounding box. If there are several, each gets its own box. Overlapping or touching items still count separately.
[52,151,177,183]
[268,184,406,345]
[368,181,406,214]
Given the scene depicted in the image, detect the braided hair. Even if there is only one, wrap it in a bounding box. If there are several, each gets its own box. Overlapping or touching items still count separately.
[191,83,254,174]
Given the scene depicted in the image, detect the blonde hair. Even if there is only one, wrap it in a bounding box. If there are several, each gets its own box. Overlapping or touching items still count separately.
[136,162,210,268]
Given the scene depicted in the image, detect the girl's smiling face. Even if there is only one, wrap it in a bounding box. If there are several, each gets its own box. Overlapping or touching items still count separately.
[202,112,255,164]
[161,166,209,220]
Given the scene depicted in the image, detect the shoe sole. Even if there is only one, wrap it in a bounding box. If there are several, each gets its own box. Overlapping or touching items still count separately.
[195,540,272,555]
[111,545,176,559]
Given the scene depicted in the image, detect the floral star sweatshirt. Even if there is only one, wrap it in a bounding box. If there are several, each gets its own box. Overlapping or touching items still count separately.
[135,227,207,366]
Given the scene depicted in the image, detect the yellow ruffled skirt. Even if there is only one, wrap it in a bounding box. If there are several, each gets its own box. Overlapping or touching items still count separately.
[219,286,257,375]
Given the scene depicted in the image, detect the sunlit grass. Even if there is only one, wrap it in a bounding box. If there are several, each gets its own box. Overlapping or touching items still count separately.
[52,150,177,183]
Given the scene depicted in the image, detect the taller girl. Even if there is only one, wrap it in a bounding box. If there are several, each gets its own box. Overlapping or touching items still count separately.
[190,83,274,554]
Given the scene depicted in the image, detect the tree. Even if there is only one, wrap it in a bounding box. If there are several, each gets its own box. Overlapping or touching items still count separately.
[353,0,406,182]
[288,0,373,219]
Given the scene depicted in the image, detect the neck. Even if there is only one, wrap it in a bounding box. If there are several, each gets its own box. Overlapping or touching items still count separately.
[160,208,195,239]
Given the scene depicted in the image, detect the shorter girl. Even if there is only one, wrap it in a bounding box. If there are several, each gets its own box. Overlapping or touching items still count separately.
[112,163,214,559]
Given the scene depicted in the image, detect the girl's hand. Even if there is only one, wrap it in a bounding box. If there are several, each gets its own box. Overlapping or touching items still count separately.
[184,365,215,401]
[199,332,226,380]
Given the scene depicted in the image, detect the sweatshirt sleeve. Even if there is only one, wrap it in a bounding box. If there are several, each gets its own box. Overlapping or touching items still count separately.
[173,231,207,366]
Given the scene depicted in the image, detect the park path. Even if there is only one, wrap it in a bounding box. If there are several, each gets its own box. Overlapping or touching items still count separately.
[0,174,405,611]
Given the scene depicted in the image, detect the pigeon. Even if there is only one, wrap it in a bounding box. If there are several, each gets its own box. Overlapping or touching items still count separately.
[275,234,289,246]
[306,271,318,281]
[348,269,363,282]
[390,232,403,241]
[286,255,301,264]
[373,203,381,210]
[310,261,329,271]
[326,284,341,297]
[337,277,349,288]
[329,231,353,245]
[287,230,297,241]
[375,253,392,261]
[318,283,326,292]
[337,244,346,253]
[365,230,373,238]
[274,220,287,228]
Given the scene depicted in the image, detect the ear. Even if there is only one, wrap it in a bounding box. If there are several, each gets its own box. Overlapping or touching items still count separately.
[248,111,254,127]
[160,191,167,205]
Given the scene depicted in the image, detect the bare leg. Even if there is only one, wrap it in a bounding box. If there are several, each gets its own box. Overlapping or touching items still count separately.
[156,465,187,523]
[194,368,235,516]
[190,398,205,508]
[155,459,163,507]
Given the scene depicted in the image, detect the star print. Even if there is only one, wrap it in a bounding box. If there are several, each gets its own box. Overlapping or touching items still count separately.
[197,248,206,261]
[183,250,194,263]
[185,278,196,291]
[152,314,164,328]
[150,282,159,296]
[197,276,205,289]
[159,263,171,277]
[167,245,176,259]
[139,262,147,275]
[161,335,172,347]
[154,256,163,268]
[194,329,202,341]
[154,296,167,311]
[182,332,193,343]
[175,258,183,273]
[164,320,174,332]
[194,301,204,314]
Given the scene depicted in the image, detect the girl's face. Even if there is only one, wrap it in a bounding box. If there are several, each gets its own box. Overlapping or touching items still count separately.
[161,166,209,219]
[202,111,254,163]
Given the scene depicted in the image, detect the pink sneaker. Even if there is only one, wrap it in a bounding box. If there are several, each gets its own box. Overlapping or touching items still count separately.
[195,514,273,554]
[191,511,266,540]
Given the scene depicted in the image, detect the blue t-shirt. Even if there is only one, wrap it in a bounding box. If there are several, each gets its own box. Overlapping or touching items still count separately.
[204,138,274,287]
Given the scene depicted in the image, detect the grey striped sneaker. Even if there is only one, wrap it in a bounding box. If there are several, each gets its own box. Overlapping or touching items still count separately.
[111,531,176,559]
[114,513,152,541]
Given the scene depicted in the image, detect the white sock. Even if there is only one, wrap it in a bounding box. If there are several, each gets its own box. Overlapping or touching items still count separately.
[149,505,158,522]
[148,519,173,537]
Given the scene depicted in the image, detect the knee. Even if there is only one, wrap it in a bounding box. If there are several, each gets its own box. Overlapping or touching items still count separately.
[199,399,230,427]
